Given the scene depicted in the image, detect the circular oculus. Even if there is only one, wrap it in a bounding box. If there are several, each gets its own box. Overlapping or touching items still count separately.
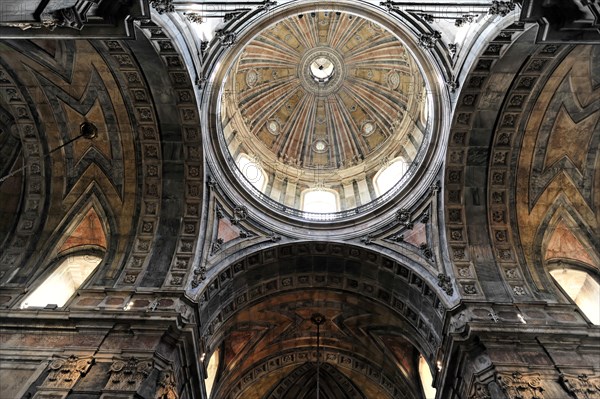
[310,57,334,81]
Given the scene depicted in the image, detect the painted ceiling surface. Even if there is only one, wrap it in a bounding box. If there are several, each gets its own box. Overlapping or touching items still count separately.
[225,11,427,172]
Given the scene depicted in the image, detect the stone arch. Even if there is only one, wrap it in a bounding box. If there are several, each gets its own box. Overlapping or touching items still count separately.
[196,242,448,399]
[442,22,584,301]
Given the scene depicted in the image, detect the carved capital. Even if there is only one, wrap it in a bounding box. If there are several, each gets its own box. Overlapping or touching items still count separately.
[105,357,154,391]
[497,371,545,399]
[42,355,93,390]
[559,373,600,399]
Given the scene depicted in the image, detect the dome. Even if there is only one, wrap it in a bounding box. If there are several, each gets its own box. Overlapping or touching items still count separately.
[219,11,430,218]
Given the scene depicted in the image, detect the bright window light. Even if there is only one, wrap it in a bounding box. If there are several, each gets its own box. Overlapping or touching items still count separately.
[302,189,338,213]
[205,348,220,398]
[236,153,267,191]
[550,268,600,325]
[21,255,102,308]
[419,355,437,399]
[374,158,409,196]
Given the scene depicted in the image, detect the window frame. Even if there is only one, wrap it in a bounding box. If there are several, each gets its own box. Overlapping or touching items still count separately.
[373,157,410,197]
[300,187,340,214]
[20,249,105,309]
[236,153,268,192]
[547,260,600,325]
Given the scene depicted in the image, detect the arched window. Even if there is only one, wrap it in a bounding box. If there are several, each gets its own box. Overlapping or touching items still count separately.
[20,254,103,309]
[549,266,600,325]
[236,153,267,191]
[301,189,339,213]
[374,158,409,196]
[418,355,437,399]
[205,347,220,398]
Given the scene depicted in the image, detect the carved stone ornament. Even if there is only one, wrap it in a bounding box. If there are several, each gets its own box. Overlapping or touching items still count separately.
[42,355,93,389]
[380,1,399,12]
[396,209,412,227]
[231,205,248,225]
[215,205,224,219]
[211,238,224,254]
[455,14,476,27]
[191,265,207,288]
[421,243,434,260]
[559,373,600,399]
[450,311,468,332]
[437,273,454,295]
[418,31,442,49]
[360,234,374,245]
[105,357,154,391]
[497,371,545,399]
[155,368,179,399]
[447,79,459,95]
[150,0,175,14]
[489,1,516,17]
[419,14,435,23]
[257,0,277,11]
[215,30,237,47]
[184,12,203,24]
[469,381,491,399]
[267,231,281,242]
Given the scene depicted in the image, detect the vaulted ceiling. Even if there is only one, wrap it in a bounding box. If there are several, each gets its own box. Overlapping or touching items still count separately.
[0,1,598,399]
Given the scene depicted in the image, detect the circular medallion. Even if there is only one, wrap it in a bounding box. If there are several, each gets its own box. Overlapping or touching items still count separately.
[387,70,400,90]
[267,120,280,135]
[246,69,260,87]
[313,140,328,153]
[362,121,376,136]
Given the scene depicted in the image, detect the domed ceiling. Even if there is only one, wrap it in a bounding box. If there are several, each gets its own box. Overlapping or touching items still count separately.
[220,11,429,214]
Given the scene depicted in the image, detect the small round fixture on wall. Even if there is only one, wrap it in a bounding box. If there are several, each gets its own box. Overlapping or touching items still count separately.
[80,121,98,140]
